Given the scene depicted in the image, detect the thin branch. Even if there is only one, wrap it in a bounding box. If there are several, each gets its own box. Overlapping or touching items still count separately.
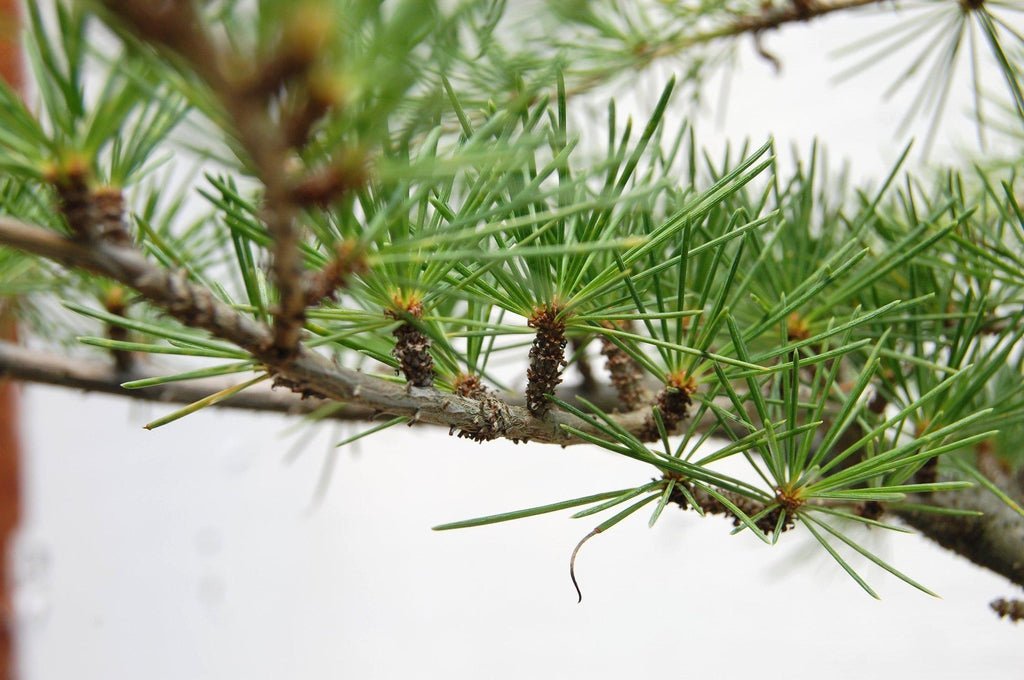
[671,467,1024,589]
[100,0,316,359]
[566,0,885,98]
[0,339,376,420]
[0,338,654,424]
[4,206,1022,584]
[648,0,885,58]
[0,216,654,445]
[719,0,883,37]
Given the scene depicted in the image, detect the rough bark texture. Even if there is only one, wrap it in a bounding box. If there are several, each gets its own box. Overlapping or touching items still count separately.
[49,163,91,238]
[0,216,660,446]
[451,374,514,443]
[91,187,132,245]
[894,484,1024,588]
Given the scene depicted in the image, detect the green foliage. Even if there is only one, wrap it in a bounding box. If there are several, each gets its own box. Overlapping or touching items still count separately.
[1,0,1023,597]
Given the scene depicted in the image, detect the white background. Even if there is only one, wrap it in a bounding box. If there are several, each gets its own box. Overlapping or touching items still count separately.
[14,9,1024,680]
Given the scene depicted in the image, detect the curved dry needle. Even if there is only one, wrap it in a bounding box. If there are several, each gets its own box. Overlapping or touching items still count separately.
[569,529,600,604]
[569,492,663,602]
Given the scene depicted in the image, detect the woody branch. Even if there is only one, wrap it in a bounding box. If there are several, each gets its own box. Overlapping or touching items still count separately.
[0,216,658,446]
[99,0,358,360]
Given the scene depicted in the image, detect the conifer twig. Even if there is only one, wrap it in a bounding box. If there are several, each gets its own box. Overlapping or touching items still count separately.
[0,216,656,446]
[1,253,1020,588]
[0,207,1022,585]
[0,339,374,420]
[99,0,334,360]
[0,339,681,430]
[563,0,885,99]
[724,0,882,35]
[645,0,885,55]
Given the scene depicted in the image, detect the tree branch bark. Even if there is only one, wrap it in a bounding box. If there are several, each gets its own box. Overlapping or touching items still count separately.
[893,488,1024,588]
[564,0,885,99]
[650,0,885,59]
[99,0,318,359]
[0,216,656,445]
[720,0,883,36]
[0,339,378,420]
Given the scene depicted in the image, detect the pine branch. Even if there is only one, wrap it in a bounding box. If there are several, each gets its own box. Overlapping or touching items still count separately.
[5,274,1020,590]
[98,0,340,360]
[564,0,885,98]
[822,419,1024,588]
[893,483,1024,589]
[722,0,883,35]
[4,0,1022,603]
[0,339,377,420]
[0,216,658,445]
[0,336,653,423]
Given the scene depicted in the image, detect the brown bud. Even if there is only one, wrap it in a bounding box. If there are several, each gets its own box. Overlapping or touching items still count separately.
[388,300,434,388]
[45,155,92,238]
[525,305,568,417]
[638,371,696,441]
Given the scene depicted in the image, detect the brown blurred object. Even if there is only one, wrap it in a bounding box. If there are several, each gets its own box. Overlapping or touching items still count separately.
[0,1,24,678]
[0,308,17,680]
[0,0,21,94]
